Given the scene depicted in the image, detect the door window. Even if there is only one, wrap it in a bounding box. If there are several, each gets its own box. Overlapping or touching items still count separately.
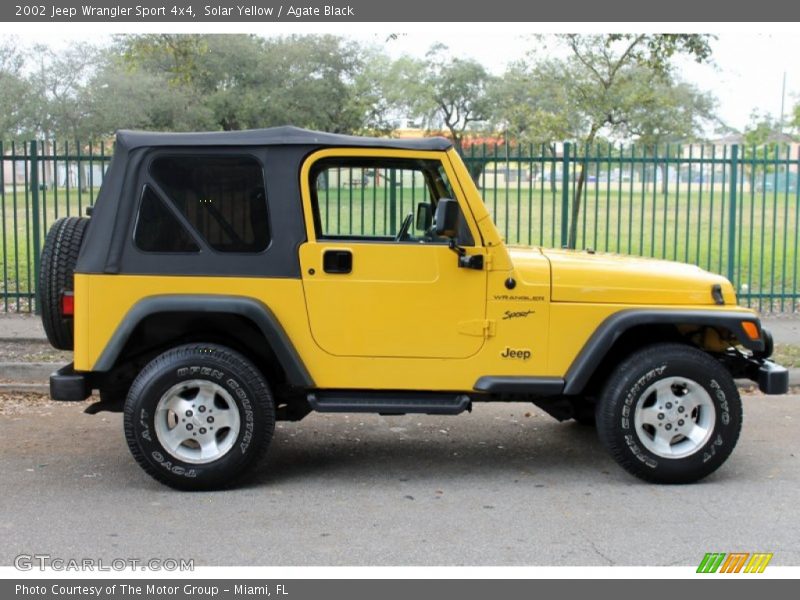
[309,157,473,245]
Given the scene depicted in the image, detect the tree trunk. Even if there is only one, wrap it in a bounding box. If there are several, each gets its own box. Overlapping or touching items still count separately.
[568,129,599,249]
[568,166,587,249]
[548,143,557,194]
[467,161,485,185]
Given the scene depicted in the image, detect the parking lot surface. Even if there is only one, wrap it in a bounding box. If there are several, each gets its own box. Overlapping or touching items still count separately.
[1,393,798,566]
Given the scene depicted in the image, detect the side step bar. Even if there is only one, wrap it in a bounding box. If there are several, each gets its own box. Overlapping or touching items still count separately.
[307,391,471,415]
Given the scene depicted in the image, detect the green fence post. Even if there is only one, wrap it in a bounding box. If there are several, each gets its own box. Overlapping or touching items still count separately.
[389,168,397,234]
[561,142,570,247]
[727,144,739,285]
[30,140,41,314]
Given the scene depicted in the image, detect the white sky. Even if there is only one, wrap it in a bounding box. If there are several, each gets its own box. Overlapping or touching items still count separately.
[7,23,799,133]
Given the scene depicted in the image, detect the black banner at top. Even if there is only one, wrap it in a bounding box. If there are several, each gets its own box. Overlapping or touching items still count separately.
[1,0,799,22]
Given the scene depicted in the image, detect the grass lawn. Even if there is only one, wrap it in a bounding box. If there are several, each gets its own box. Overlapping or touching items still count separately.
[773,344,800,369]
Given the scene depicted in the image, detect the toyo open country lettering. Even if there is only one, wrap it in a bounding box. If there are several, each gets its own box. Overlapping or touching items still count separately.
[41,126,789,490]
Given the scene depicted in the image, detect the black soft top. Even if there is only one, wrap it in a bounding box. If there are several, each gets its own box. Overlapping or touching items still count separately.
[79,126,452,278]
[116,126,453,151]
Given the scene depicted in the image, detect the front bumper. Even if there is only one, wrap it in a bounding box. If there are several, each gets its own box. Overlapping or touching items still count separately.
[50,363,92,401]
[752,359,789,395]
[725,328,789,395]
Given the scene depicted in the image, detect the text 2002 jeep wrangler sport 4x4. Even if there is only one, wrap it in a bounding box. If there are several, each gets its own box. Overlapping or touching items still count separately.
[39,127,788,490]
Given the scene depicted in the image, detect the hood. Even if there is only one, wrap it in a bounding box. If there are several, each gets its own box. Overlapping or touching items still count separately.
[511,247,737,306]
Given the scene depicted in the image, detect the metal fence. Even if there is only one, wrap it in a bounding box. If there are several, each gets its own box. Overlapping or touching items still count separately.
[1,141,111,312]
[1,140,799,313]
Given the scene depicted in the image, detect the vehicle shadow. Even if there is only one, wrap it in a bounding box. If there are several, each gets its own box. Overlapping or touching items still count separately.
[244,418,618,488]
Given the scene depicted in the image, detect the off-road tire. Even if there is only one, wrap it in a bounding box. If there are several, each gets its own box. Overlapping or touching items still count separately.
[38,216,89,350]
[596,343,742,484]
[123,343,275,490]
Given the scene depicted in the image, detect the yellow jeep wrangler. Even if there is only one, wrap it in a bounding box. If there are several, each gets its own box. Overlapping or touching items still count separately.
[39,127,788,489]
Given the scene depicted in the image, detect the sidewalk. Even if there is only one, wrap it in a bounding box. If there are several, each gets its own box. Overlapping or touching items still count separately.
[0,314,46,341]
[1,312,799,389]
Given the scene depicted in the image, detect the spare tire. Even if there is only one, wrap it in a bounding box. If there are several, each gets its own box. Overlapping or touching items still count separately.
[38,216,89,350]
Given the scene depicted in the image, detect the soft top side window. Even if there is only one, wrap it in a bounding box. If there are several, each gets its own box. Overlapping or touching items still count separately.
[142,155,270,253]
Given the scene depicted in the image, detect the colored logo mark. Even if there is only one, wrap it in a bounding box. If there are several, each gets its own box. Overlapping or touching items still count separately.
[697,552,773,573]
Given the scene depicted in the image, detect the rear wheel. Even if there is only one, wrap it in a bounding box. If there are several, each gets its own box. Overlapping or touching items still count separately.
[123,343,275,490]
[596,343,742,484]
[38,216,89,350]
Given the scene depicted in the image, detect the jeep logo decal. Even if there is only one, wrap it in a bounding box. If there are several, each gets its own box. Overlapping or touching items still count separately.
[500,347,532,360]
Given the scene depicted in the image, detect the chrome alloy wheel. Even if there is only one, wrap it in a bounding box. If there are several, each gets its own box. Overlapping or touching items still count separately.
[633,376,716,459]
[154,380,241,464]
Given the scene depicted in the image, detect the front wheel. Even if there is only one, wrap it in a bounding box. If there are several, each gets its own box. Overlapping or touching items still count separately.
[123,344,275,490]
[596,343,742,484]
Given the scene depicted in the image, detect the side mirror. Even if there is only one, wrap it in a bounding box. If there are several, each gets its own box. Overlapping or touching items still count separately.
[434,198,459,238]
[415,203,432,231]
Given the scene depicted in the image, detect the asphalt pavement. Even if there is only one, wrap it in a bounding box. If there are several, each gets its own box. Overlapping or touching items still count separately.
[1,394,798,566]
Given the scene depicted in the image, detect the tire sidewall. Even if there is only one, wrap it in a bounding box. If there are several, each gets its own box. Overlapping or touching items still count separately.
[126,350,271,488]
[603,348,742,482]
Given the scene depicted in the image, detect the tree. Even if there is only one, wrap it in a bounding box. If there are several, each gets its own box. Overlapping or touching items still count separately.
[623,70,716,148]
[539,34,714,247]
[0,39,34,138]
[490,60,582,147]
[740,111,793,179]
[25,43,101,140]
[114,34,265,131]
[743,111,786,146]
[115,34,212,87]
[620,68,717,190]
[399,45,494,154]
[83,59,215,136]
[114,34,382,134]
[256,35,379,133]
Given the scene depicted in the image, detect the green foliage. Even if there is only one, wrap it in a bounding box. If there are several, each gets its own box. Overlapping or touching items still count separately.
[114,34,383,134]
[489,61,581,147]
[0,34,397,140]
[741,111,794,175]
[621,68,717,148]
[743,111,785,146]
[398,45,494,152]
[0,39,33,138]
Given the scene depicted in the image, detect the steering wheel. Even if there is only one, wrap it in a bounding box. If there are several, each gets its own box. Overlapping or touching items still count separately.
[395,212,414,242]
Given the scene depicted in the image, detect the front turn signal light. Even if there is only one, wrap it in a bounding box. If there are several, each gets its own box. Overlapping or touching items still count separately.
[741,321,760,341]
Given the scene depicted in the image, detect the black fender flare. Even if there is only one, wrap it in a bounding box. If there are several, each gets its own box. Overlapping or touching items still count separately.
[92,294,313,387]
[561,308,763,395]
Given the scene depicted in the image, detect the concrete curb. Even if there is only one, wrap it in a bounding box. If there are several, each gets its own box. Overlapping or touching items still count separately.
[0,362,58,382]
[0,383,50,394]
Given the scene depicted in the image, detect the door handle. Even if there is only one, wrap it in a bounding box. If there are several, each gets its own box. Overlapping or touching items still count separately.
[323,249,353,274]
